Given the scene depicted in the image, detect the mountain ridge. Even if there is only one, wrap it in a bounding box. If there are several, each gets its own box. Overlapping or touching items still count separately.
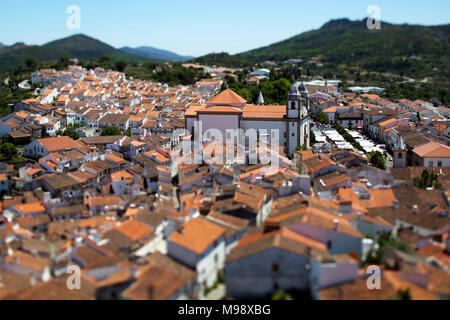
[0,34,145,72]
[191,19,450,77]
[120,46,194,62]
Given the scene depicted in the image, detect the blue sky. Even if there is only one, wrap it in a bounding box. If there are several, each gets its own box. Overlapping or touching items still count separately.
[0,0,449,57]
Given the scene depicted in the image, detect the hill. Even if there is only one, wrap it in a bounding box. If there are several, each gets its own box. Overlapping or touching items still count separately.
[120,46,194,62]
[191,19,450,77]
[0,34,145,72]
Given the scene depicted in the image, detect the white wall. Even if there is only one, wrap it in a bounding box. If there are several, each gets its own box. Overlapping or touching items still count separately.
[168,235,226,292]
[242,120,286,147]
[289,224,363,257]
[423,157,450,167]
[225,248,310,299]
[199,114,239,139]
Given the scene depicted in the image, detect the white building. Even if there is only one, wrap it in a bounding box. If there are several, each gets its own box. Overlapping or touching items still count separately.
[167,217,226,294]
[185,84,311,156]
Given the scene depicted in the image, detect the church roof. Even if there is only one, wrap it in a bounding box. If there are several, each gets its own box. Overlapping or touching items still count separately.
[289,83,301,96]
[197,106,243,114]
[207,89,247,105]
[394,137,406,150]
[257,91,265,105]
[299,81,309,95]
[243,105,286,119]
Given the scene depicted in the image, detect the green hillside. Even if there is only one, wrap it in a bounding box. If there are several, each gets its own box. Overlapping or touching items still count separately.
[0,34,144,72]
[192,19,450,78]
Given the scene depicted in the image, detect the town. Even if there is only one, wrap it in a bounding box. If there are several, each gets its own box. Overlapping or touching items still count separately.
[0,61,448,301]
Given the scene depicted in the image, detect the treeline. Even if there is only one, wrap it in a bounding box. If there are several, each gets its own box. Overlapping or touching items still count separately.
[124,62,210,86]
[226,78,292,105]
[334,123,363,152]
[190,52,252,68]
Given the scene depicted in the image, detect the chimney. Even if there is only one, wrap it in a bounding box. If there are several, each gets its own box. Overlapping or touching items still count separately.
[333,219,339,231]
[412,205,419,214]
[392,200,400,209]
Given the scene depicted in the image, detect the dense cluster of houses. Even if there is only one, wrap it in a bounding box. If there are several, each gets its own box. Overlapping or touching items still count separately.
[311,90,450,168]
[0,66,449,300]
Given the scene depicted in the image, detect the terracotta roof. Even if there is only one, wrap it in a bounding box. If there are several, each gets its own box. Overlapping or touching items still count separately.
[169,217,225,254]
[206,89,246,105]
[242,104,286,119]
[197,105,243,114]
[87,195,122,207]
[227,227,329,263]
[37,136,82,153]
[121,263,184,300]
[115,219,154,242]
[413,141,450,158]
[15,202,46,214]
[110,169,133,182]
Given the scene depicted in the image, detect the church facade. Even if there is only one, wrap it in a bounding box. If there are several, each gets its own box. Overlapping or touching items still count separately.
[184,82,311,156]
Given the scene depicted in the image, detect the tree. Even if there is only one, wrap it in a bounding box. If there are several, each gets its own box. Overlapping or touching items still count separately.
[115,60,128,72]
[296,144,309,151]
[101,126,122,136]
[271,290,293,300]
[98,56,110,64]
[315,109,329,124]
[24,57,38,70]
[367,151,386,170]
[59,56,70,66]
[395,288,411,300]
[413,169,442,189]
[62,128,79,140]
[310,129,316,145]
[0,142,17,160]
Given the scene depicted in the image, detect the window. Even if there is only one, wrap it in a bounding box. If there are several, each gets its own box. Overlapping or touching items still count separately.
[291,102,295,110]
[292,133,295,137]
[272,264,279,272]
[327,240,332,249]
[438,161,442,167]
[428,161,433,167]
[398,152,402,159]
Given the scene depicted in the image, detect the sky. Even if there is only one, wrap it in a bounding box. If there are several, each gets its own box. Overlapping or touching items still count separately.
[0,0,449,57]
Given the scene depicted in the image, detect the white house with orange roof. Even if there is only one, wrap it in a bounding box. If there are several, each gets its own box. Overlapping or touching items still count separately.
[167,217,226,294]
[24,136,83,159]
[287,208,364,257]
[225,226,359,298]
[412,141,450,167]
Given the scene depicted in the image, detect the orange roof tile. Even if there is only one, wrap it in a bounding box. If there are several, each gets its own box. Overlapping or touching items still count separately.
[169,218,225,254]
[115,219,153,242]
[206,89,246,105]
[15,202,46,214]
[37,136,82,153]
[413,141,450,158]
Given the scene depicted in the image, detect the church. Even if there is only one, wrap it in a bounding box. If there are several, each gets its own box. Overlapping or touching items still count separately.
[184,82,311,156]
